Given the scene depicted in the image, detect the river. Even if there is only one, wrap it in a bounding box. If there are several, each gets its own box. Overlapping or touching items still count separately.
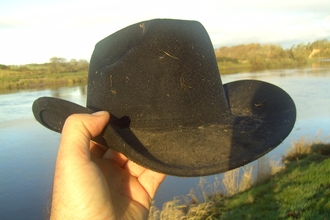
[1,65,330,219]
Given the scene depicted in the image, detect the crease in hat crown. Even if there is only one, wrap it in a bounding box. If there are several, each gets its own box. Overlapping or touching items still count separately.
[32,18,296,177]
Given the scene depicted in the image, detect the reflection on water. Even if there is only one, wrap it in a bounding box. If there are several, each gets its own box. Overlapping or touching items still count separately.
[0,85,87,123]
[49,84,87,99]
[0,65,330,218]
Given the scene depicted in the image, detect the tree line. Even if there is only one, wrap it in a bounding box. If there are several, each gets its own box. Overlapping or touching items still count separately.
[2,39,329,73]
[48,57,89,74]
[215,39,330,69]
[1,57,89,74]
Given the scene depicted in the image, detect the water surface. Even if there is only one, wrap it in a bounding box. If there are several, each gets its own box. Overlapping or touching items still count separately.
[0,66,329,218]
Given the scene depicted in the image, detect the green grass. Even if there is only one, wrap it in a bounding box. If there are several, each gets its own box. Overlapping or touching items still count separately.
[217,62,252,74]
[150,138,330,219]
[220,152,330,219]
[0,69,87,90]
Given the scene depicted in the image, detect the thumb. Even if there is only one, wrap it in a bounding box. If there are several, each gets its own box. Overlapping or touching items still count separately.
[57,111,110,164]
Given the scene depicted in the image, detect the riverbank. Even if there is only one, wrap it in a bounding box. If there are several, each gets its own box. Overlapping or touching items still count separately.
[149,138,330,219]
[217,58,324,74]
[0,62,258,90]
[1,58,328,91]
[0,69,87,91]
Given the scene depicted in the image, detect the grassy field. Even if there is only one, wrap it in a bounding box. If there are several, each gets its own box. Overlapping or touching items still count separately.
[0,68,87,91]
[149,137,330,219]
[0,61,244,90]
[1,59,323,91]
[217,62,252,74]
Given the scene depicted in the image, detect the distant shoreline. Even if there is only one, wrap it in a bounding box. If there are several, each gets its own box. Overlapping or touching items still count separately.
[0,71,87,91]
[1,62,327,92]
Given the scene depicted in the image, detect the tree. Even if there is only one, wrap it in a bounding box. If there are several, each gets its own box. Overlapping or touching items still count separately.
[77,59,89,71]
[0,64,9,70]
[69,59,78,72]
[50,57,67,73]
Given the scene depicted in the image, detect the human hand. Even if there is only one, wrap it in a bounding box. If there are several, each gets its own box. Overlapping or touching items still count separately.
[50,112,166,220]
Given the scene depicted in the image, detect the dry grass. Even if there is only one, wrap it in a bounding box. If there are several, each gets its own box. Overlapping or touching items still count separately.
[256,156,284,185]
[282,133,330,163]
[149,199,185,219]
[283,136,313,162]
[222,165,253,197]
[149,155,284,220]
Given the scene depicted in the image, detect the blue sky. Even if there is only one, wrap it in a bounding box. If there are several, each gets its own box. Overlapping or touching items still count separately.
[1,0,329,65]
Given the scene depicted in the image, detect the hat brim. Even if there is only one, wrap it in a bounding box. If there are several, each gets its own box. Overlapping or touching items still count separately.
[32,79,296,176]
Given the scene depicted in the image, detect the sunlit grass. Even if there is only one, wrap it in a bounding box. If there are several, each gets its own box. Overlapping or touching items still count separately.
[149,135,330,219]
[0,69,87,90]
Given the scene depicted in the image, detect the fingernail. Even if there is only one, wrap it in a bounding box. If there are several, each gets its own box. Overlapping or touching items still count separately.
[92,111,107,116]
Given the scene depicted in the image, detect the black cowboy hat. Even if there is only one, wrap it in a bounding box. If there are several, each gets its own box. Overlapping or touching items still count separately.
[32,19,296,177]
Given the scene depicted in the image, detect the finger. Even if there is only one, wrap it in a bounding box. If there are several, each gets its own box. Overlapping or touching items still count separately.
[102,149,129,167]
[124,160,147,177]
[138,170,166,199]
[90,140,129,167]
[89,141,107,157]
[57,111,110,164]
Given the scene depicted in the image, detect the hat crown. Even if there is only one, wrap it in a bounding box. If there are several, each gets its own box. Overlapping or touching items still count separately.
[87,19,230,129]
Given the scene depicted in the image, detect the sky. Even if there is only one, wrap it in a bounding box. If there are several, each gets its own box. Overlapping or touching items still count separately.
[1,0,329,65]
